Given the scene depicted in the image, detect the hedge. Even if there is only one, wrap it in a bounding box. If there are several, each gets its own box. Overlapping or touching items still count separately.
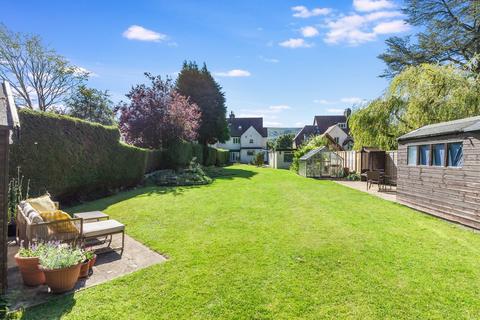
[215,149,229,166]
[10,109,162,202]
[10,109,229,202]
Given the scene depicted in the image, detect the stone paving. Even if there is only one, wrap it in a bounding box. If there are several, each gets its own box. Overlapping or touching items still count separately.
[6,234,166,311]
[334,180,397,202]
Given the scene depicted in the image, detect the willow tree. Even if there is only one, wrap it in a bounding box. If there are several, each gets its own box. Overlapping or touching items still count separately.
[350,63,480,150]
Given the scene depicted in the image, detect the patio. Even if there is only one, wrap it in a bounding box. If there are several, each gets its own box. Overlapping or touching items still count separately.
[334,180,397,202]
[5,234,166,311]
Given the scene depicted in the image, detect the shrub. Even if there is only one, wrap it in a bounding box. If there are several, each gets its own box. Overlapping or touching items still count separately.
[39,243,84,270]
[254,152,264,166]
[10,109,162,202]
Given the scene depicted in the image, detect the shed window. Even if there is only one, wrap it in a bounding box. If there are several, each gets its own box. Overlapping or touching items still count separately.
[407,146,417,165]
[419,145,430,166]
[432,144,445,166]
[447,142,463,167]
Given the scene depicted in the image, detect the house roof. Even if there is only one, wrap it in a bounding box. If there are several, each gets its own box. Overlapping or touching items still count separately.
[228,117,268,137]
[314,115,348,134]
[398,116,480,141]
[293,125,318,146]
[299,146,327,160]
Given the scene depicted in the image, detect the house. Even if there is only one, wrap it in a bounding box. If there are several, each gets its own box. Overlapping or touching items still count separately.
[397,116,480,229]
[293,109,353,150]
[215,112,268,163]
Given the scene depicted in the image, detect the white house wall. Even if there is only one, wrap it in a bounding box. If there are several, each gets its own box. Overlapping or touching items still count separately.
[325,125,349,146]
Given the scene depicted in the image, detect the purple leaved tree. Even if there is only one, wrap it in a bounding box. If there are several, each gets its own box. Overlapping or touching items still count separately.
[116,73,200,149]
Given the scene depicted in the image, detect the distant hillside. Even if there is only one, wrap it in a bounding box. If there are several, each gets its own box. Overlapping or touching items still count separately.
[267,127,302,140]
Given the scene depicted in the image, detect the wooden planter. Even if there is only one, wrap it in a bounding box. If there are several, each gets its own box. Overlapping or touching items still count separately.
[14,254,45,286]
[41,263,81,293]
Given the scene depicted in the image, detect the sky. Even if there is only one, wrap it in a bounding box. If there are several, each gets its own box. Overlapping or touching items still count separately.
[2,0,410,127]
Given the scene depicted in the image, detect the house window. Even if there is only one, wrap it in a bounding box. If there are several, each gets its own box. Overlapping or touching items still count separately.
[447,142,463,167]
[333,137,339,144]
[247,150,255,156]
[407,146,417,165]
[338,123,347,129]
[418,145,430,166]
[249,139,254,144]
[432,144,445,166]
[232,137,240,144]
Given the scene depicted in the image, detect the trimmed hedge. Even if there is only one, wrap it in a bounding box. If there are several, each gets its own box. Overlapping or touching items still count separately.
[10,109,229,202]
[10,109,161,202]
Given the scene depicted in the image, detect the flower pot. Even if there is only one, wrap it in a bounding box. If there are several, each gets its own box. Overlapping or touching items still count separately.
[41,263,81,293]
[88,254,97,270]
[78,261,89,279]
[14,254,45,286]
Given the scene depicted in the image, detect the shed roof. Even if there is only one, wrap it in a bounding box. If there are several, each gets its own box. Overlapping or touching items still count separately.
[0,82,20,130]
[398,116,480,141]
[299,146,327,160]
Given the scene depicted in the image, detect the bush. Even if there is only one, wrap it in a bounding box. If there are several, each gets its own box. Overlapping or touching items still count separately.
[254,152,264,166]
[216,149,229,166]
[10,109,162,202]
[144,158,212,186]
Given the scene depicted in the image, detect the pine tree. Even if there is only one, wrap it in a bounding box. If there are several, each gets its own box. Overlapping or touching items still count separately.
[176,61,229,145]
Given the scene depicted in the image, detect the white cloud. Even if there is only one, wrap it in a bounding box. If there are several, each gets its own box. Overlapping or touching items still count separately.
[324,10,408,45]
[279,38,313,48]
[300,26,319,38]
[269,105,291,111]
[327,108,345,114]
[373,20,410,34]
[215,69,251,77]
[122,25,167,42]
[74,66,99,77]
[353,0,395,12]
[341,97,365,104]
[259,56,280,63]
[313,99,331,104]
[292,5,332,18]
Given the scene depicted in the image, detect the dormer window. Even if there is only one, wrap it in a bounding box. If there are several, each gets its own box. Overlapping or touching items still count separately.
[233,137,240,144]
[338,123,347,129]
[238,125,242,130]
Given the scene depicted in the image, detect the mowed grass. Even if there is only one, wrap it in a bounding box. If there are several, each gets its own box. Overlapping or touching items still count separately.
[20,165,480,319]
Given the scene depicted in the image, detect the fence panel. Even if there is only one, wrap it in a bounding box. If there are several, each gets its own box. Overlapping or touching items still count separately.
[385,150,397,183]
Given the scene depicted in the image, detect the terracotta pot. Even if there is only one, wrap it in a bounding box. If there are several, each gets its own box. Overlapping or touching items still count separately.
[88,254,97,270]
[41,263,81,293]
[78,261,89,279]
[14,253,45,286]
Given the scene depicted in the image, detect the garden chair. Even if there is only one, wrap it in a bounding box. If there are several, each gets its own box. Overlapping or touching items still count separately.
[366,171,381,190]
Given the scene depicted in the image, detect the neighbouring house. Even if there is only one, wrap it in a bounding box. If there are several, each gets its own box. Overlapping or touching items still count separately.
[397,116,480,229]
[215,111,268,164]
[293,109,353,150]
[268,149,294,169]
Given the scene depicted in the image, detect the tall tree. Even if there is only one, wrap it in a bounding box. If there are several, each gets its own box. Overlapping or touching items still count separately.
[350,63,480,150]
[64,85,115,125]
[0,24,88,111]
[116,73,200,149]
[379,0,480,77]
[176,61,229,145]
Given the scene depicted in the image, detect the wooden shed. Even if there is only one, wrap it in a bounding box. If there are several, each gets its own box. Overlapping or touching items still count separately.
[397,116,480,229]
[0,82,20,294]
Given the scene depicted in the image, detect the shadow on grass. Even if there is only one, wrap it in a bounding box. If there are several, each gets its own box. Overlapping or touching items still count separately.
[68,167,257,213]
[18,294,75,320]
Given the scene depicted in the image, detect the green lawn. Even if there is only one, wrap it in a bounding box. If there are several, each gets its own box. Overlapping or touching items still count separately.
[19,165,480,319]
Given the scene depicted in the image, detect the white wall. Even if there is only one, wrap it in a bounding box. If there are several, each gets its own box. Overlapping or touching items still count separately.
[215,137,241,150]
[241,126,266,148]
[268,150,293,169]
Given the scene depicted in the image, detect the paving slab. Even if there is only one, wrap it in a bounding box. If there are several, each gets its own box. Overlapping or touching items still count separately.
[6,234,167,311]
[334,180,397,202]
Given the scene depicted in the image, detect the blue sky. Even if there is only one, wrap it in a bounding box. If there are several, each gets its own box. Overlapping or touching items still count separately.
[2,0,409,127]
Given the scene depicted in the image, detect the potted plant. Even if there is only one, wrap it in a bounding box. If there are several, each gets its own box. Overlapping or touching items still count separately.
[14,242,46,286]
[39,243,84,293]
[79,249,95,279]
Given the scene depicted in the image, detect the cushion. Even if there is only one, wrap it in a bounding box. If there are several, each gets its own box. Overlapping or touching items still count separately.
[29,211,44,224]
[27,194,56,212]
[22,203,39,221]
[82,220,124,238]
[39,210,79,234]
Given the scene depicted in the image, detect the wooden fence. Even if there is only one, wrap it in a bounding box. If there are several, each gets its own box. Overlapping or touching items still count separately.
[337,150,398,181]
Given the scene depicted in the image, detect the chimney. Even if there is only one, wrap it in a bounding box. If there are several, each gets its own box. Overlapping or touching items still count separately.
[344,108,352,119]
[229,111,235,119]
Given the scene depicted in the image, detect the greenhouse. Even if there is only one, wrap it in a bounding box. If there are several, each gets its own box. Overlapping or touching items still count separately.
[298,147,344,178]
